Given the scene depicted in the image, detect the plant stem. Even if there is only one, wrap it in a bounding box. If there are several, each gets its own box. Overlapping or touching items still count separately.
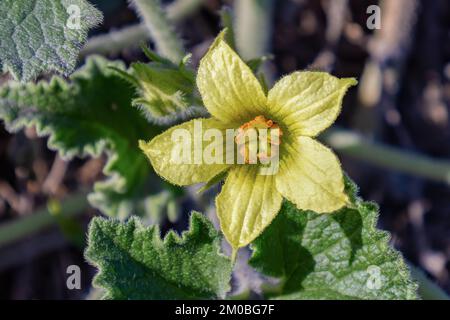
[166,0,203,21]
[231,247,238,264]
[81,24,148,57]
[321,128,450,185]
[234,0,274,60]
[130,0,185,63]
[82,0,203,58]
[408,263,449,300]
[219,6,236,50]
[234,0,274,87]
[0,192,88,248]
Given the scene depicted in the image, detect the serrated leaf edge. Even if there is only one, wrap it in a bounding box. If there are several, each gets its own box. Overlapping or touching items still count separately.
[85,212,232,299]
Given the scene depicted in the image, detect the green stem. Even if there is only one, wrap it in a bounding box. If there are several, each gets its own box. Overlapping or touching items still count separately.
[166,0,204,21]
[234,0,274,84]
[0,193,88,248]
[231,247,238,264]
[130,0,185,63]
[322,128,450,185]
[81,24,148,57]
[81,0,203,57]
[234,0,274,60]
[219,6,236,50]
[408,264,449,300]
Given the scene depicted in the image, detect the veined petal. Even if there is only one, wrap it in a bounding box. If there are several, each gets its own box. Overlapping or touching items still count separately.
[267,72,357,137]
[139,118,231,186]
[276,136,348,213]
[197,31,267,124]
[216,166,283,249]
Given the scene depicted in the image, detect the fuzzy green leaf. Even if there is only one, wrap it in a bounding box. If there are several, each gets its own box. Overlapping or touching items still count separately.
[0,0,102,81]
[114,49,207,125]
[250,178,418,300]
[85,212,232,299]
[0,56,160,218]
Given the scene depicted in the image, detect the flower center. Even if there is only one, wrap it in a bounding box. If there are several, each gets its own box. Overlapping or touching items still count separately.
[235,115,283,164]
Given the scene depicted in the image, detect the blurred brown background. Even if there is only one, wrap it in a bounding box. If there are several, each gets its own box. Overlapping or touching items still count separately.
[0,0,449,299]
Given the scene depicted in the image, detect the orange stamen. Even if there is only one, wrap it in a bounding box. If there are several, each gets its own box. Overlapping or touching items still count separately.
[235,115,283,164]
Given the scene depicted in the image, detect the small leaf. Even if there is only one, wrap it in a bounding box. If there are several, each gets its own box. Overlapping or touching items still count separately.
[197,170,228,194]
[85,212,232,299]
[219,7,236,50]
[246,55,272,73]
[115,49,205,126]
[0,56,161,218]
[249,177,418,300]
[141,45,172,65]
[0,0,102,81]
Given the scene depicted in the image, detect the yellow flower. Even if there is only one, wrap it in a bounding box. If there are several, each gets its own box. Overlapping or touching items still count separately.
[139,30,357,257]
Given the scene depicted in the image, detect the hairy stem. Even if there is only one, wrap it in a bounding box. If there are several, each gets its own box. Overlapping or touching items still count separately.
[81,24,148,57]
[220,6,236,50]
[129,0,185,63]
[234,0,274,60]
[0,193,88,248]
[166,0,204,21]
[81,0,203,57]
[408,263,450,300]
[322,128,450,185]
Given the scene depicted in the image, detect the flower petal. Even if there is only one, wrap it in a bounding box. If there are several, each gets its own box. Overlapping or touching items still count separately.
[267,72,357,137]
[216,165,283,249]
[139,118,231,186]
[197,31,267,124]
[276,136,348,213]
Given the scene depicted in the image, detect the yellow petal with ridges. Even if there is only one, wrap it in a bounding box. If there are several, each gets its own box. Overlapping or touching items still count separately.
[275,136,348,213]
[139,118,231,186]
[267,72,357,137]
[216,165,283,249]
[196,31,267,124]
